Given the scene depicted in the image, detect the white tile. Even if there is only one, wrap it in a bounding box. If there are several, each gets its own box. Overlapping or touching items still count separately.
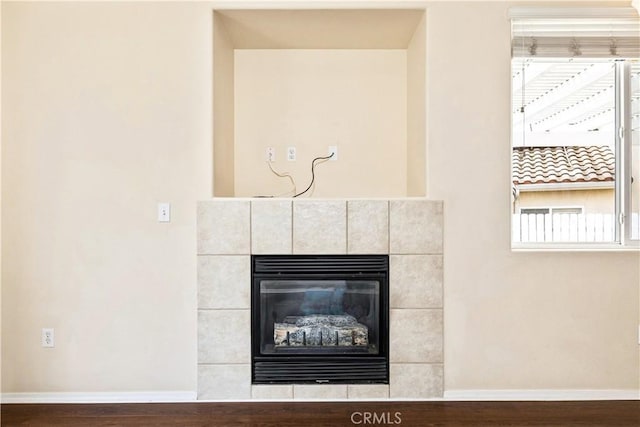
[251,200,292,254]
[389,200,443,254]
[194,198,446,402]
[198,200,250,254]
[293,384,348,400]
[251,385,294,400]
[347,384,390,399]
[198,256,250,309]
[390,364,443,399]
[198,364,251,400]
[390,255,443,309]
[198,310,250,363]
[293,200,346,254]
[390,309,443,363]
[347,200,389,254]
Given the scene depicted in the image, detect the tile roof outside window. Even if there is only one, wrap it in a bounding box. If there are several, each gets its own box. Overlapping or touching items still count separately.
[512,145,615,185]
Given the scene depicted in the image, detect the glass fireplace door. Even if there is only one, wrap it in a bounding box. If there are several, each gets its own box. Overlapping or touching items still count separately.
[259,280,381,355]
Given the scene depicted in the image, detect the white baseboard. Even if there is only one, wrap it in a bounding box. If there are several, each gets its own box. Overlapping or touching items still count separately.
[444,389,639,401]
[1,391,197,404]
[3,390,637,403]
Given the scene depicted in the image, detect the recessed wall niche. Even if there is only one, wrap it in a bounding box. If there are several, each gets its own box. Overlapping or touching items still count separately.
[213,9,426,197]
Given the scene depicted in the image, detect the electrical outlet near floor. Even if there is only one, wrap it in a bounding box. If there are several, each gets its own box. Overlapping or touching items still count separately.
[42,328,54,348]
[157,202,171,222]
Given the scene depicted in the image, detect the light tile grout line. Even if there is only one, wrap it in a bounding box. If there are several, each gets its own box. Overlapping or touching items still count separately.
[196,254,250,257]
[291,200,295,253]
[388,252,443,256]
[249,201,252,255]
[197,363,251,367]
[345,200,349,254]
[388,200,391,254]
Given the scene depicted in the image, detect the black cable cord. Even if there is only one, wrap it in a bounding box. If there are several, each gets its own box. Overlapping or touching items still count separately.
[292,153,334,197]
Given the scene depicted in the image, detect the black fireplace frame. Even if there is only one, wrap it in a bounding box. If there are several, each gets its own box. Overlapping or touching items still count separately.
[251,255,389,384]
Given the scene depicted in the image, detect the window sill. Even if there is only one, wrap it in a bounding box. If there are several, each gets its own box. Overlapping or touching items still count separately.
[512,243,640,252]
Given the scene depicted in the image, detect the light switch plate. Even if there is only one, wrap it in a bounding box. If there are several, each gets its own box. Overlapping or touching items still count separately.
[158,203,171,222]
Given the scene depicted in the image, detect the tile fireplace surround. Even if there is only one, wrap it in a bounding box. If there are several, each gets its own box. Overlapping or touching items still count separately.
[197,198,443,400]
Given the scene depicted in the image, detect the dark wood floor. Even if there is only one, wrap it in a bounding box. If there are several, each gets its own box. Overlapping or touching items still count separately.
[2,401,639,426]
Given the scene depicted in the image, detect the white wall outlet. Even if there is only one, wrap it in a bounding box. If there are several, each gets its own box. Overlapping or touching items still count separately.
[287,146,296,161]
[328,145,338,161]
[158,202,171,222]
[42,328,54,348]
[266,147,275,162]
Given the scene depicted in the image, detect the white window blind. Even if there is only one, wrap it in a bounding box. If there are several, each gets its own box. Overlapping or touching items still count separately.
[511,8,640,58]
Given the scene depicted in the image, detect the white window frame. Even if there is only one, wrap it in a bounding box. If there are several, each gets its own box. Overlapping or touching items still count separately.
[512,59,638,250]
[510,8,640,250]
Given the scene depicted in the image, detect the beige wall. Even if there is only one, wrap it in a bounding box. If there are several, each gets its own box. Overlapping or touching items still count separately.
[407,12,427,196]
[427,2,639,391]
[214,8,426,198]
[233,49,407,198]
[0,0,3,395]
[213,12,235,197]
[516,188,615,214]
[2,2,212,392]
[2,0,639,396]
[633,144,639,213]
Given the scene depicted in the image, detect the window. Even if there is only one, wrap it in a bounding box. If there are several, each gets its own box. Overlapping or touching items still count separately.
[510,8,640,248]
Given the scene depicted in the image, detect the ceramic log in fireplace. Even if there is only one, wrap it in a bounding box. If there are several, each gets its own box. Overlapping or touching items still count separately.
[251,255,389,384]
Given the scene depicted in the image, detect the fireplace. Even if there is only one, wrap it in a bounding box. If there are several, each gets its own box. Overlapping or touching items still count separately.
[251,255,389,384]
[198,198,444,399]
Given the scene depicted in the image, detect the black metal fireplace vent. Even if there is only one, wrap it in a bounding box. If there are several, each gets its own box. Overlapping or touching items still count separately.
[252,255,389,384]
[253,256,389,274]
